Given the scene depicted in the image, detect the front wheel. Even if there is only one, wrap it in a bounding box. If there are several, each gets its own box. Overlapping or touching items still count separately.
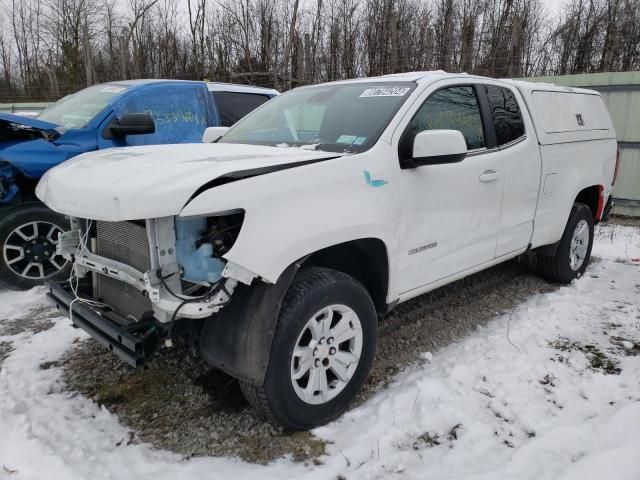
[240,267,377,430]
[537,203,594,284]
[0,205,70,290]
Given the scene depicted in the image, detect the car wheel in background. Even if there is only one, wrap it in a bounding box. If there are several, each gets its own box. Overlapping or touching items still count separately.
[0,205,70,290]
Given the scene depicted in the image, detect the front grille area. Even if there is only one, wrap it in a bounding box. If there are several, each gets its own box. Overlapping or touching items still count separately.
[95,220,153,320]
[96,220,151,271]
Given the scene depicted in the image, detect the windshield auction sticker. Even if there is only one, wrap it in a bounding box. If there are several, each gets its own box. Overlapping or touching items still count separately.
[360,87,411,97]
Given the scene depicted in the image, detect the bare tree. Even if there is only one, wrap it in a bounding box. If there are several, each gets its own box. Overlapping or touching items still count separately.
[2,0,640,102]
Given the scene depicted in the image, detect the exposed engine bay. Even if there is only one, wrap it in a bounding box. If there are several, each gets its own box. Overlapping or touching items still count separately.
[0,118,57,142]
[176,212,244,285]
[56,212,252,329]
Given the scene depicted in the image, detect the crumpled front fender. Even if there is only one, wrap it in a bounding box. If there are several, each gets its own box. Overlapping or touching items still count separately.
[198,259,304,386]
[0,128,97,180]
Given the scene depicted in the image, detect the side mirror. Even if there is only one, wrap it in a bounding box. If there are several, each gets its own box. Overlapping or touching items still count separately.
[402,129,467,168]
[202,126,229,143]
[107,113,155,137]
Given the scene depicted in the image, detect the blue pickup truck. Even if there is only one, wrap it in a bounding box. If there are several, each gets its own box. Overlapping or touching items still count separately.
[0,79,278,289]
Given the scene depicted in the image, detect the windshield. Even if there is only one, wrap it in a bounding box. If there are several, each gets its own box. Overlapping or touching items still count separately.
[220,82,416,152]
[38,84,129,129]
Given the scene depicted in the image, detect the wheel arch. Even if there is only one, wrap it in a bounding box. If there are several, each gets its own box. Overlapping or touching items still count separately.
[199,237,391,386]
[299,237,391,314]
[575,184,605,224]
[535,184,605,256]
[199,260,304,386]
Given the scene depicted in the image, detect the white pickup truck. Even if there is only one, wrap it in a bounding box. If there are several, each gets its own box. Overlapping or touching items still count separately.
[37,71,619,429]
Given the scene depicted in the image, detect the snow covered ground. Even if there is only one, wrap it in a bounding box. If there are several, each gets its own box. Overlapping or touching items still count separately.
[1,223,639,480]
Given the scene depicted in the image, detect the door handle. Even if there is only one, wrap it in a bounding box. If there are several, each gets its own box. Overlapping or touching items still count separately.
[479,170,499,182]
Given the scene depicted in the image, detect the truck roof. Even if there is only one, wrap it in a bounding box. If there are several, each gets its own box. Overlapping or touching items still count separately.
[305,71,603,97]
[308,71,613,146]
[205,82,279,96]
[307,70,456,86]
[500,78,601,97]
[103,79,278,96]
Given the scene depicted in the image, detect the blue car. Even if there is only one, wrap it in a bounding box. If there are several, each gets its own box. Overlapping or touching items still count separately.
[0,80,277,289]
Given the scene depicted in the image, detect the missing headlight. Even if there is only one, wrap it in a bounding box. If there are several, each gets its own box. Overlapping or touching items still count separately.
[175,211,245,285]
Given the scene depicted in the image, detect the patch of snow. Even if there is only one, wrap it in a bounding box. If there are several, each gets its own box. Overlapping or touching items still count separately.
[0,286,50,321]
[593,223,640,260]
[1,227,639,479]
[419,352,433,361]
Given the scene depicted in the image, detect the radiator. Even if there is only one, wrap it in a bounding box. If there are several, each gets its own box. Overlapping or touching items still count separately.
[95,220,153,321]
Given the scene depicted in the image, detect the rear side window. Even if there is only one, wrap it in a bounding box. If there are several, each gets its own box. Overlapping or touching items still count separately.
[212,92,271,127]
[405,86,486,152]
[484,85,525,146]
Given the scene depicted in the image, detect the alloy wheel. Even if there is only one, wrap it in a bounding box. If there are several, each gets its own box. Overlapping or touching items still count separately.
[290,304,363,405]
[569,219,589,271]
[2,221,67,280]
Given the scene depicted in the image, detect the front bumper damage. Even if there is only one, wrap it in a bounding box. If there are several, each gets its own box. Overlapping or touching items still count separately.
[56,217,250,320]
[68,246,236,320]
[45,216,256,367]
[47,280,157,367]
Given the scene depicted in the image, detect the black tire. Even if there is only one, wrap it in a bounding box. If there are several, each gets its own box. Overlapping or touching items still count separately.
[0,204,70,290]
[240,267,377,430]
[537,203,594,284]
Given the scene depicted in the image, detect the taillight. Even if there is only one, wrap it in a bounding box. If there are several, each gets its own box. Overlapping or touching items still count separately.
[613,146,620,186]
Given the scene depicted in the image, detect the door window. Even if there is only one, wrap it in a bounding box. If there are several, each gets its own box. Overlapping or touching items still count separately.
[484,85,525,146]
[212,92,271,127]
[114,83,212,145]
[404,86,486,153]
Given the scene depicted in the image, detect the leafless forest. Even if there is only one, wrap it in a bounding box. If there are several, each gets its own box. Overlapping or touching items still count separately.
[0,0,639,102]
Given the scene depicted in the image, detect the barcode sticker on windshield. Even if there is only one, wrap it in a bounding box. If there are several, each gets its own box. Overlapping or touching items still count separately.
[360,87,410,98]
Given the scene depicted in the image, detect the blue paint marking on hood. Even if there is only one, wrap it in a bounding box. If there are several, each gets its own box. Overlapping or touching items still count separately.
[0,113,60,132]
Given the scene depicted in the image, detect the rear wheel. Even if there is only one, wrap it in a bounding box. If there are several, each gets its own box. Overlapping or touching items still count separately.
[240,267,377,430]
[0,205,70,290]
[537,203,594,284]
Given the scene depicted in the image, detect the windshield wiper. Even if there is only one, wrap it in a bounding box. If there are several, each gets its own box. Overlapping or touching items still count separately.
[298,143,322,150]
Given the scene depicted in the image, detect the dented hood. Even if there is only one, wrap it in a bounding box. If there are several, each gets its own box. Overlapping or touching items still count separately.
[0,113,60,134]
[36,143,341,221]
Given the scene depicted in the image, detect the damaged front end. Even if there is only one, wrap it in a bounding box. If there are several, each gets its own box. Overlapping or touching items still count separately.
[47,212,255,367]
[0,162,19,204]
[1,113,63,205]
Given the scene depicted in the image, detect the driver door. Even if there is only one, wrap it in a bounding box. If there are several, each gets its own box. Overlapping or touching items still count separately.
[393,83,504,294]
